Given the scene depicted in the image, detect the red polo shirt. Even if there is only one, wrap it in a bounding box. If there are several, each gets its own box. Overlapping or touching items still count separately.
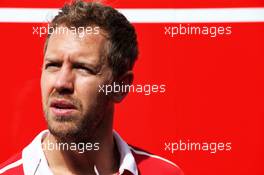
[0,130,183,175]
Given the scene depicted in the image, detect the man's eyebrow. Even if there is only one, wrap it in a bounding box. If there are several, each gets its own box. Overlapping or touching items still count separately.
[43,57,103,72]
[73,62,92,67]
[73,61,102,72]
[44,57,61,62]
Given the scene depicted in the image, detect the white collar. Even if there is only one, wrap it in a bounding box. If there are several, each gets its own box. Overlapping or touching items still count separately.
[22,130,138,175]
[113,131,138,175]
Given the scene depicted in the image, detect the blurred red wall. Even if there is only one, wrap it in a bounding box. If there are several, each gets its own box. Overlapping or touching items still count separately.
[0,1,263,175]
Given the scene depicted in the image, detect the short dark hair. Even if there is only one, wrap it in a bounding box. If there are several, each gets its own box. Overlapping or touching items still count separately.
[44,0,138,78]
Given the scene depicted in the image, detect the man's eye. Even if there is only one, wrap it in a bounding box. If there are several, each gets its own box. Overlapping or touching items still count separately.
[45,63,60,69]
[74,65,94,74]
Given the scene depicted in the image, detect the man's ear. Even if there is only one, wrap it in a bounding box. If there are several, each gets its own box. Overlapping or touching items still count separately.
[112,71,134,103]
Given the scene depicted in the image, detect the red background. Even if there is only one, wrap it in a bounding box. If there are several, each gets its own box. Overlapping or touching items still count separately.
[0,1,264,175]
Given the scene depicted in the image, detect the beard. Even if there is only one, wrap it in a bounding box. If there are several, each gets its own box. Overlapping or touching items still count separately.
[43,92,109,143]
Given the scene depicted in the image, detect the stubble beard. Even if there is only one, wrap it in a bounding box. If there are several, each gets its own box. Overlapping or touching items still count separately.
[43,96,108,144]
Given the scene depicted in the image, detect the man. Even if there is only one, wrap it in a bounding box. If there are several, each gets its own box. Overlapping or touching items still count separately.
[0,1,183,174]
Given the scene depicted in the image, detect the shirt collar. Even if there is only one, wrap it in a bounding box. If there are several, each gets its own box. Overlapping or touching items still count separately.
[22,130,53,175]
[22,130,138,175]
[113,131,138,175]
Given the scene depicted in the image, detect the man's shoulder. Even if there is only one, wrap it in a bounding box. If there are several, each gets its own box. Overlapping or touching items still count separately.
[129,146,184,175]
[0,152,24,175]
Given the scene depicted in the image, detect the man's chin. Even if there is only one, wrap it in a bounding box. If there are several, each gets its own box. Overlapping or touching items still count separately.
[47,120,82,141]
[45,112,99,142]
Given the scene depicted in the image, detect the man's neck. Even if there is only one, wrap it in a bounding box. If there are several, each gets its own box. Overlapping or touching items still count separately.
[42,130,120,175]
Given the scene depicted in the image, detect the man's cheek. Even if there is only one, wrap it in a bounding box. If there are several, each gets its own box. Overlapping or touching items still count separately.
[42,75,56,93]
[41,79,53,107]
[41,74,50,93]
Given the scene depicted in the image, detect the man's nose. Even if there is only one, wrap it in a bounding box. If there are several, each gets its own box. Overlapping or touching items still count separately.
[54,66,74,94]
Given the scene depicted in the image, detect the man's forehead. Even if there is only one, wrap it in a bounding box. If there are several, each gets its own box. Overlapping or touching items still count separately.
[48,26,106,44]
[46,26,107,56]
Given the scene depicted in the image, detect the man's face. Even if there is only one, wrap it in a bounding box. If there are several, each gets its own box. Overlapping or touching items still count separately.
[41,27,113,141]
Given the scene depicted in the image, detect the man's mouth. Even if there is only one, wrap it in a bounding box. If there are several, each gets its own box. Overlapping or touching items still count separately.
[50,99,78,117]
